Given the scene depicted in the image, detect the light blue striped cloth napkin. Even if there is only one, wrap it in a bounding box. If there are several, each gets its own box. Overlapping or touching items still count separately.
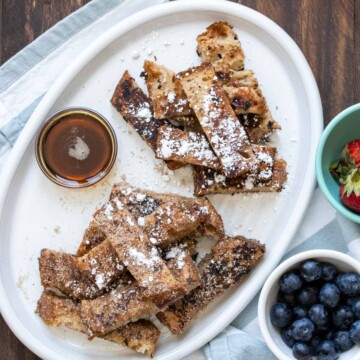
[1,1,359,359]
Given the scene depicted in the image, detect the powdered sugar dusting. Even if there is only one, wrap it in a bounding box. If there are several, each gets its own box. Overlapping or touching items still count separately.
[157,127,220,169]
[180,67,257,177]
[95,274,105,289]
[128,247,162,270]
[104,202,114,220]
[135,103,152,123]
[165,246,187,269]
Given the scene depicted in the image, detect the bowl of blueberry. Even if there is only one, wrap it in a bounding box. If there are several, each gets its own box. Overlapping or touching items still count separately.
[258,250,360,360]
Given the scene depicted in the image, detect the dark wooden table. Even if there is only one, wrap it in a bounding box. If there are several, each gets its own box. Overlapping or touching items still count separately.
[0,0,358,358]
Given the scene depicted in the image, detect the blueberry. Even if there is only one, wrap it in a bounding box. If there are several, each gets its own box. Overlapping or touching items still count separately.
[292,342,312,360]
[352,298,360,319]
[333,331,354,352]
[349,320,360,344]
[345,296,360,307]
[321,262,338,282]
[293,306,308,320]
[316,341,339,360]
[310,335,322,353]
[296,287,318,308]
[291,318,315,342]
[323,330,336,341]
[270,303,292,328]
[277,292,296,307]
[280,272,303,294]
[281,327,295,348]
[319,283,341,308]
[300,260,322,282]
[332,306,354,330]
[336,272,360,296]
[309,304,329,326]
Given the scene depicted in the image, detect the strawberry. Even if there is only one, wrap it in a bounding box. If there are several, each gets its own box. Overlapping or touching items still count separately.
[339,169,360,213]
[346,140,360,165]
[330,139,360,182]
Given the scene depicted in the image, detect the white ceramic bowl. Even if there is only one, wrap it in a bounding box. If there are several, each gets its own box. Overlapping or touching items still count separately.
[258,250,360,360]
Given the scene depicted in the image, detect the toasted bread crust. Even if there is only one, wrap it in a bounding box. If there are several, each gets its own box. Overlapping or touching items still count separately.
[224,70,281,142]
[178,63,257,177]
[222,69,266,115]
[238,111,282,143]
[143,198,224,247]
[157,236,265,334]
[36,291,160,357]
[196,22,245,73]
[144,60,192,119]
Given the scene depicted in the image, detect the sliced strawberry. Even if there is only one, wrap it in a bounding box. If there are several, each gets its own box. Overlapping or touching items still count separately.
[339,169,360,213]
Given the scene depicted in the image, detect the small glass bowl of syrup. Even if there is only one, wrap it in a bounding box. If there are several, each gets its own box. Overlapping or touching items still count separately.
[36,108,117,188]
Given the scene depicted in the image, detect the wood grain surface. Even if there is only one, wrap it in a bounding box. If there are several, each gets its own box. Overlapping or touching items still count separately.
[0,0,358,359]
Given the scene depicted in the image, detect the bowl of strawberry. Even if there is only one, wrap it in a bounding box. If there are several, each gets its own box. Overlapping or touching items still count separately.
[316,103,360,222]
[258,250,360,360]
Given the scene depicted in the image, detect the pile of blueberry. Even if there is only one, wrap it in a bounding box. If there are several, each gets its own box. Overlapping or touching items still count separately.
[270,259,360,360]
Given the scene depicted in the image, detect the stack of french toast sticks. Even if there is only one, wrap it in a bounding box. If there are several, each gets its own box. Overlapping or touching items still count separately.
[36,21,286,357]
[111,21,287,196]
[37,182,265,357]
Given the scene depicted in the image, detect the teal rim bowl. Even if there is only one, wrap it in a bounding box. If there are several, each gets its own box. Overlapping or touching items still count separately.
[316,103,360,223]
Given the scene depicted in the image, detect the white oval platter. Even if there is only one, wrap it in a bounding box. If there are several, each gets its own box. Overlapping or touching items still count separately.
[0,1,323,359]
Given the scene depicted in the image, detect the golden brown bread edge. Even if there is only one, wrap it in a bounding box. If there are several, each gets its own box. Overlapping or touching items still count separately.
[36,291,160,357]
[196,21,245,73]
[157,236,265,334]
[143,60,193,119]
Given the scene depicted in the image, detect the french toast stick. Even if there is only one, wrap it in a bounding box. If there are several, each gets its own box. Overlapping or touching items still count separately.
[178,63,257,178]
[196,22,281,142]
[39,241,124,300]
[88,202,186,308]
[79,249,200,337]
[143,60,192,119]
[193,158,287,197]
[191,145,286,196]
[110,71,182,170]
[36,291,160,357]
[157,236,265,334]
[155,126,222,170]
[39,237,199,301]
[196,21,245,73]
[77,182,224,255]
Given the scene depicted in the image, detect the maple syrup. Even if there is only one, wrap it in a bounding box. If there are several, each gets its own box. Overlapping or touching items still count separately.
[36,108,117,188]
